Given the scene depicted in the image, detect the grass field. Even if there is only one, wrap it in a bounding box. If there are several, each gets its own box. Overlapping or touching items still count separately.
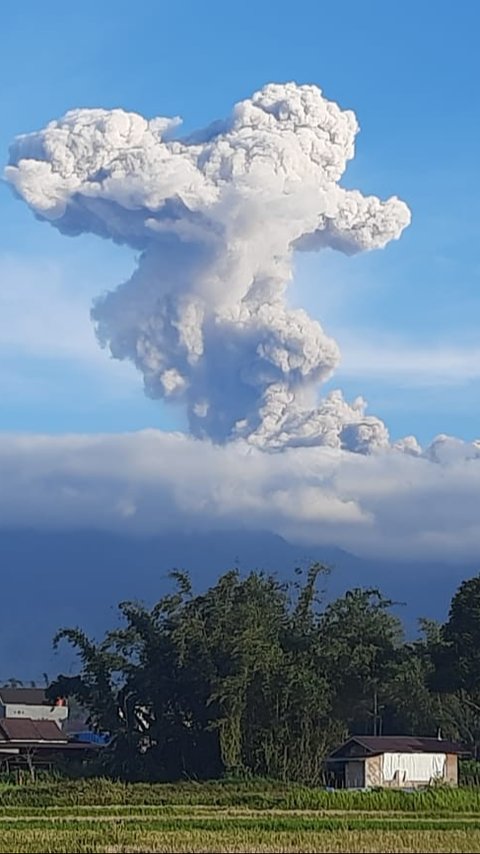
[2,781,480,852]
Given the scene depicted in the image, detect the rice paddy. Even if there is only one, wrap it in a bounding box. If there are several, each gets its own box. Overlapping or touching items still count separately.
[2,780,480,852]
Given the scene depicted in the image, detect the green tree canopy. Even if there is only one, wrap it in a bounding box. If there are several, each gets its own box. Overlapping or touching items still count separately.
[48,565,480,782]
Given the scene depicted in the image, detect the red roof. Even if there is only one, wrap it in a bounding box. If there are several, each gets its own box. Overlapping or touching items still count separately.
[0,718,66,743]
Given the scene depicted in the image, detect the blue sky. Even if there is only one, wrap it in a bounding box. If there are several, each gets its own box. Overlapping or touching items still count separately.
[2,0,480,444]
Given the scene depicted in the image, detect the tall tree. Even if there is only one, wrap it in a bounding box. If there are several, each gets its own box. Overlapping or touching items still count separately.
[317,588,403,733]
[429,575,480,746]
[49,566,339,781]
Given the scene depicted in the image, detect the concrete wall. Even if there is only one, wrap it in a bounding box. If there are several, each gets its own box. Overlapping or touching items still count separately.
[365,754,382,787]
[0,704,68,725]
[445,753,458,785]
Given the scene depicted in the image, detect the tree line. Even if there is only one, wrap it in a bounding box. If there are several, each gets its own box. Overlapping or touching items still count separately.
[48,564,480,782]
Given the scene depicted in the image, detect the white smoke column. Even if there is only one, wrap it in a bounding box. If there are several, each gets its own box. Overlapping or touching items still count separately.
[5,83,410,451]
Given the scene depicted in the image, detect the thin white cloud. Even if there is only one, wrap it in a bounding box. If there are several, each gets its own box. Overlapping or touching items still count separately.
[336,333,480,386]
[1,430,479,563]
[0,253,139,394]
[0,254,99,359]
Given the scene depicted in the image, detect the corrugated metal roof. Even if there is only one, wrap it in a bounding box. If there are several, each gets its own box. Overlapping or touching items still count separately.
[0,688,49,705]
[0,718,66,742]
[329,735,469,759]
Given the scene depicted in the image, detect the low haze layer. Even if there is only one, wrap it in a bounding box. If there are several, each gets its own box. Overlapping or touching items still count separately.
[1,430,479,562]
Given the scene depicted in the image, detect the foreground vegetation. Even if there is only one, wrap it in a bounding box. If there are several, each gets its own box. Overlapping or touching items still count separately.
[7,565,480,850]
[2,778,480,811]
[1,782,480,852]
[2,825,480,853]
[1,799,480,853]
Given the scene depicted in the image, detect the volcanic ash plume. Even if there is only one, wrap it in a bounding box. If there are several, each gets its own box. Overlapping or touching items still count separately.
[5,83,410,451]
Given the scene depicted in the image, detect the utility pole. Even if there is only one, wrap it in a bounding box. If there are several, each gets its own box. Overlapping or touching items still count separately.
[372,689,383,736]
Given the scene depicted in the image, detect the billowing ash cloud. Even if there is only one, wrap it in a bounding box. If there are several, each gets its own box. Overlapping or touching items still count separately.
[5,83,410,451]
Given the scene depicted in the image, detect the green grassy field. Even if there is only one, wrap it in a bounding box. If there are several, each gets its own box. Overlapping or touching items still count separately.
[2,778,480,810]
[2,781,480,852]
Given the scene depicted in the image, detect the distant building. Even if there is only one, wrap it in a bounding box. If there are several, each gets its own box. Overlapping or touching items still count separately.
[328,736,469,788]
[0,717,98,777]
[0,688,99,777]
[0,688,68,728]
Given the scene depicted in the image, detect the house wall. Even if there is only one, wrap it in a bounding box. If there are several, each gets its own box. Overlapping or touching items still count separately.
[365,754,382,787]
[345,760,365,788]
[364,751,457,788]
[0,704,68,725]
[445,753,458,785]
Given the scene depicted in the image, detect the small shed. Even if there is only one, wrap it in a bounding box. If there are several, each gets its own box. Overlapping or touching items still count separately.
[328,736,469,788]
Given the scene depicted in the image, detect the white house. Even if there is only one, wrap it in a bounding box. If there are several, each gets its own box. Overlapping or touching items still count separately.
[0,688,68,728]
[328,735,469,788]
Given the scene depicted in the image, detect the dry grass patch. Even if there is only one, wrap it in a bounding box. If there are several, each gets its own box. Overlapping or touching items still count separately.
[2,828,480,853]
